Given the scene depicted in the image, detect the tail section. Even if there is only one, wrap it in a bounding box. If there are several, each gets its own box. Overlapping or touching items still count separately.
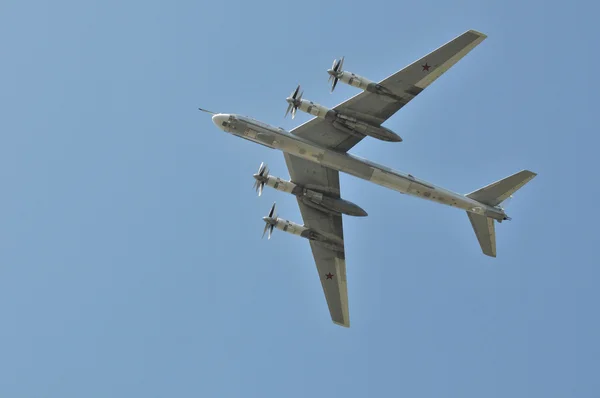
[465,170,537,257]
[466,170,537,207]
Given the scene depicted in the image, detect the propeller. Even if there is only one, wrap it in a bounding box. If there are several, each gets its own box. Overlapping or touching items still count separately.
[262,202,277,239]
[285,85,303,119]
[327,56,344,92]
[253,162,269,196]
[198,107,217,114]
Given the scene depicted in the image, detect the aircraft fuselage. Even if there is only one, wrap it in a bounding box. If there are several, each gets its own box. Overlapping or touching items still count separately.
[213,113,507,221]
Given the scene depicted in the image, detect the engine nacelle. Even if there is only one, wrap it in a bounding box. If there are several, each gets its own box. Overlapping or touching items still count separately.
[292,96,401,143]
[288,89,402,142]
[274,218,309,237]
[262,175,368,217]
[300,190,368,217]
[333,68,403,100]
[264,176,300,194]
[333,115,402,142]
[296,99,335,119]
[273,217,344,251]
[336,71,376,91]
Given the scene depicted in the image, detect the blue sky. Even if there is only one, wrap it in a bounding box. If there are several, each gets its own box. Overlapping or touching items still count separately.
[1,0,598,396]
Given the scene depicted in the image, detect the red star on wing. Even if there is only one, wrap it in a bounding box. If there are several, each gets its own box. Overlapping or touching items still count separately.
[325,273,334,280]
[422,63,431,72]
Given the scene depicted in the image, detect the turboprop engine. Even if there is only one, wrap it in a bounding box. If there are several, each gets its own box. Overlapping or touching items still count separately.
[284,85,402,142]
[285,85,332,120]
[327,57,402,100]
[327,56,376,92]
[261,203,344,252]
[253,163,368,217]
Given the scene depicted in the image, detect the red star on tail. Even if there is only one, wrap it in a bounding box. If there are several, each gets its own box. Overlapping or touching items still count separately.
[422,63,431,72]
[325,273,334,280]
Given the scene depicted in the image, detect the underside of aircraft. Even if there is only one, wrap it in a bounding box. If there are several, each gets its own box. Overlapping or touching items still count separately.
[202,30,537,327]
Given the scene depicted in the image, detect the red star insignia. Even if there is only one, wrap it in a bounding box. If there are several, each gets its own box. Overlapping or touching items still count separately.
[422,63,431,72]
[325,273,334,279]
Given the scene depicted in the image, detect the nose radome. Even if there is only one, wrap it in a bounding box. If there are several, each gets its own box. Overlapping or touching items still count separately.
[212,113,230,129]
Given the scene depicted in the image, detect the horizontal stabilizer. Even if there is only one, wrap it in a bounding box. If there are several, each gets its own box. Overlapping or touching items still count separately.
[467,170,537,207]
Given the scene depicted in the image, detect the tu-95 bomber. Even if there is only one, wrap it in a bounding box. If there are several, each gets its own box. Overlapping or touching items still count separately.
[200,30,536,327]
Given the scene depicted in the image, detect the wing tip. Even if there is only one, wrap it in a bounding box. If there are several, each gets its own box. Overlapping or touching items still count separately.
[525,170,538,178]
[333,320,350,328]
[468,29,488,40]
[331,318,350,328]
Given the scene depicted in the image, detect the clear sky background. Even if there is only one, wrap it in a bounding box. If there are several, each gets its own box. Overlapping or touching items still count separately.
[1,0,598,396]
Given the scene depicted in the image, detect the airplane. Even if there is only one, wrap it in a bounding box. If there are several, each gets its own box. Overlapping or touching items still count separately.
[200,30,536,327]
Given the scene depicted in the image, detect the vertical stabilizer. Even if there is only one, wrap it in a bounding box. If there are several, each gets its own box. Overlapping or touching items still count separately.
[467,212,496,257]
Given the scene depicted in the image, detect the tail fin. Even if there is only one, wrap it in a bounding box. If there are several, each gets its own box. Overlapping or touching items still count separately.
[465,170,537,257]
[466,170,537,207]
[467,212,497,257]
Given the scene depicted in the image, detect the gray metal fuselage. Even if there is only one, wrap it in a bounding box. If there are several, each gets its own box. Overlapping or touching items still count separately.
[213,113,506,220]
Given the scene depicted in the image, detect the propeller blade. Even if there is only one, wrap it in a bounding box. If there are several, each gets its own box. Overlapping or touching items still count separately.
[268,202,276,218]
[331,77,338,92]
[285,85,302,118]
[268,224,274,240]
[253,162,269,196]
[262,203,277,239]
[339,56,345,71]
[333,59,340,72]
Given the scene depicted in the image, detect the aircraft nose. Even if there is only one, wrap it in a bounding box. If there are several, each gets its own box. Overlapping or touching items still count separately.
[212,113,230,129]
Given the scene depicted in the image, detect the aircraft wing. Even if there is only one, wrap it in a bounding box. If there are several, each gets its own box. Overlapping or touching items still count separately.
[290,29,487,152]
[283,153,350,327]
